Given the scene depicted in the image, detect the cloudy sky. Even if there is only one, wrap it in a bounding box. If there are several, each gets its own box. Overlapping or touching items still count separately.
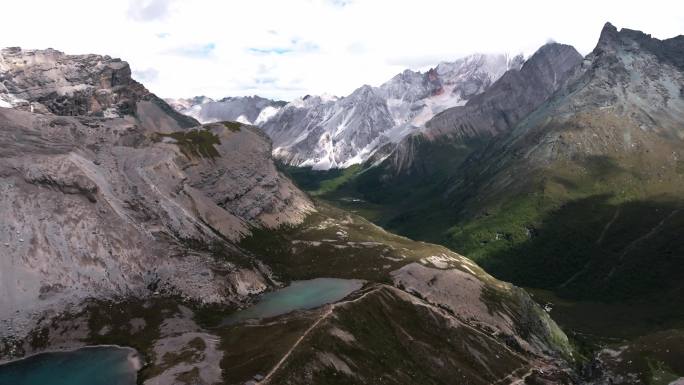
[1,0,682,100]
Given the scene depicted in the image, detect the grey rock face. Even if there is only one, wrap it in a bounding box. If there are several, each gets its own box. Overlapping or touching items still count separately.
[425,43,583,139]
[503,22,684,164]
[166,95,286,125]
[0,49,313,339]
[0,48,196,130]
[261,54,522,169]
[380,53,524,115]
[596,22,684,71]
[378,43,582,174]
[266,86,397,169]
[0,107,313,337]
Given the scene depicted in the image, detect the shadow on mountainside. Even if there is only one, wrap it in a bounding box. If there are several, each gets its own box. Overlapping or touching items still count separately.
[476,194,684,304]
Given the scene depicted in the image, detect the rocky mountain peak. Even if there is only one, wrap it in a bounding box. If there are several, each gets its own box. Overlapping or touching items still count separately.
[529,42,581,62]
[509,53,526,67]
[0,47,145,117]
[256,52,522,169]
[0,47,198,131]
[514,42,582,89]
[190,95,214,104]
[348,84,378,100]
[595,21,620,51]
[459,22,684,174]
[422,43,582,140]
[594,22,684,70]
[371,42,582,174]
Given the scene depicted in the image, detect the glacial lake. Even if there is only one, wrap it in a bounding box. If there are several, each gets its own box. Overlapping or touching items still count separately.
[0,279,362,384]
[223,278,364,325]
[0,346,140,385]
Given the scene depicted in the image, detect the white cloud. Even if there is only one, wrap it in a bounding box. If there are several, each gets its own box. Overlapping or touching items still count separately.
[0,0,682,101]
[127,0,177,21]
[132,68,159,83]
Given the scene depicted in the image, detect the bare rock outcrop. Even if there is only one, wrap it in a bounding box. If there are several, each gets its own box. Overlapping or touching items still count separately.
[0,50,314,340]
[0,47,197,129]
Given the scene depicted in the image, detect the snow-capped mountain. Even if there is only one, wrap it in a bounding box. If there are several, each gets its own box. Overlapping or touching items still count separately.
[166,95,286,125]
[369,42,583,179]
[262,53,525,169]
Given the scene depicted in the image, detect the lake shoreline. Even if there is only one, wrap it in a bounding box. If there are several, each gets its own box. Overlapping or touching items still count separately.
[0,344,141,370]
[222,278,365,326]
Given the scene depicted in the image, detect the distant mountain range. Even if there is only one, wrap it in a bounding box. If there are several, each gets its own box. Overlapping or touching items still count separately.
[169,53,524,169]
[165,95,286,126]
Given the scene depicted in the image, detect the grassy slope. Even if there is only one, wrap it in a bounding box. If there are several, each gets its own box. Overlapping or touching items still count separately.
[283,164,363,197]
[284,150,684,384]
[235,204,574,381]
[237,203,484,284]
[268,287,537,385]
[443,150,684,300]
[288,148,684,303]
[154,129,221,159]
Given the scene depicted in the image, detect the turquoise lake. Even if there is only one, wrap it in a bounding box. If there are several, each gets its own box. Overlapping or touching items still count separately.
[223,278,364,325]
[0,279,363,384]
[0,346,139,385]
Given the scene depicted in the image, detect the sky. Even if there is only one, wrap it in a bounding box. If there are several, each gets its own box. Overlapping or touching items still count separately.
[1,0,682,101]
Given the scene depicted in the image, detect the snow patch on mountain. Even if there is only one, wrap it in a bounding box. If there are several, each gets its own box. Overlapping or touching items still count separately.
[255,105,280,125]
[166,95,285,125]
[0,90,30,110]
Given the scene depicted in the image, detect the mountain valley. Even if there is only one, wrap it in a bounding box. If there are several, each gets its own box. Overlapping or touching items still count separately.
[1,14,683,385]
[0,47,578,385]
[275,23,684,385]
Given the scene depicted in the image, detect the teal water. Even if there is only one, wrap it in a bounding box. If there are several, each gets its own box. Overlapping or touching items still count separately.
[0,279,361,383]
[224,278,364,325]
[0,346,139,385]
